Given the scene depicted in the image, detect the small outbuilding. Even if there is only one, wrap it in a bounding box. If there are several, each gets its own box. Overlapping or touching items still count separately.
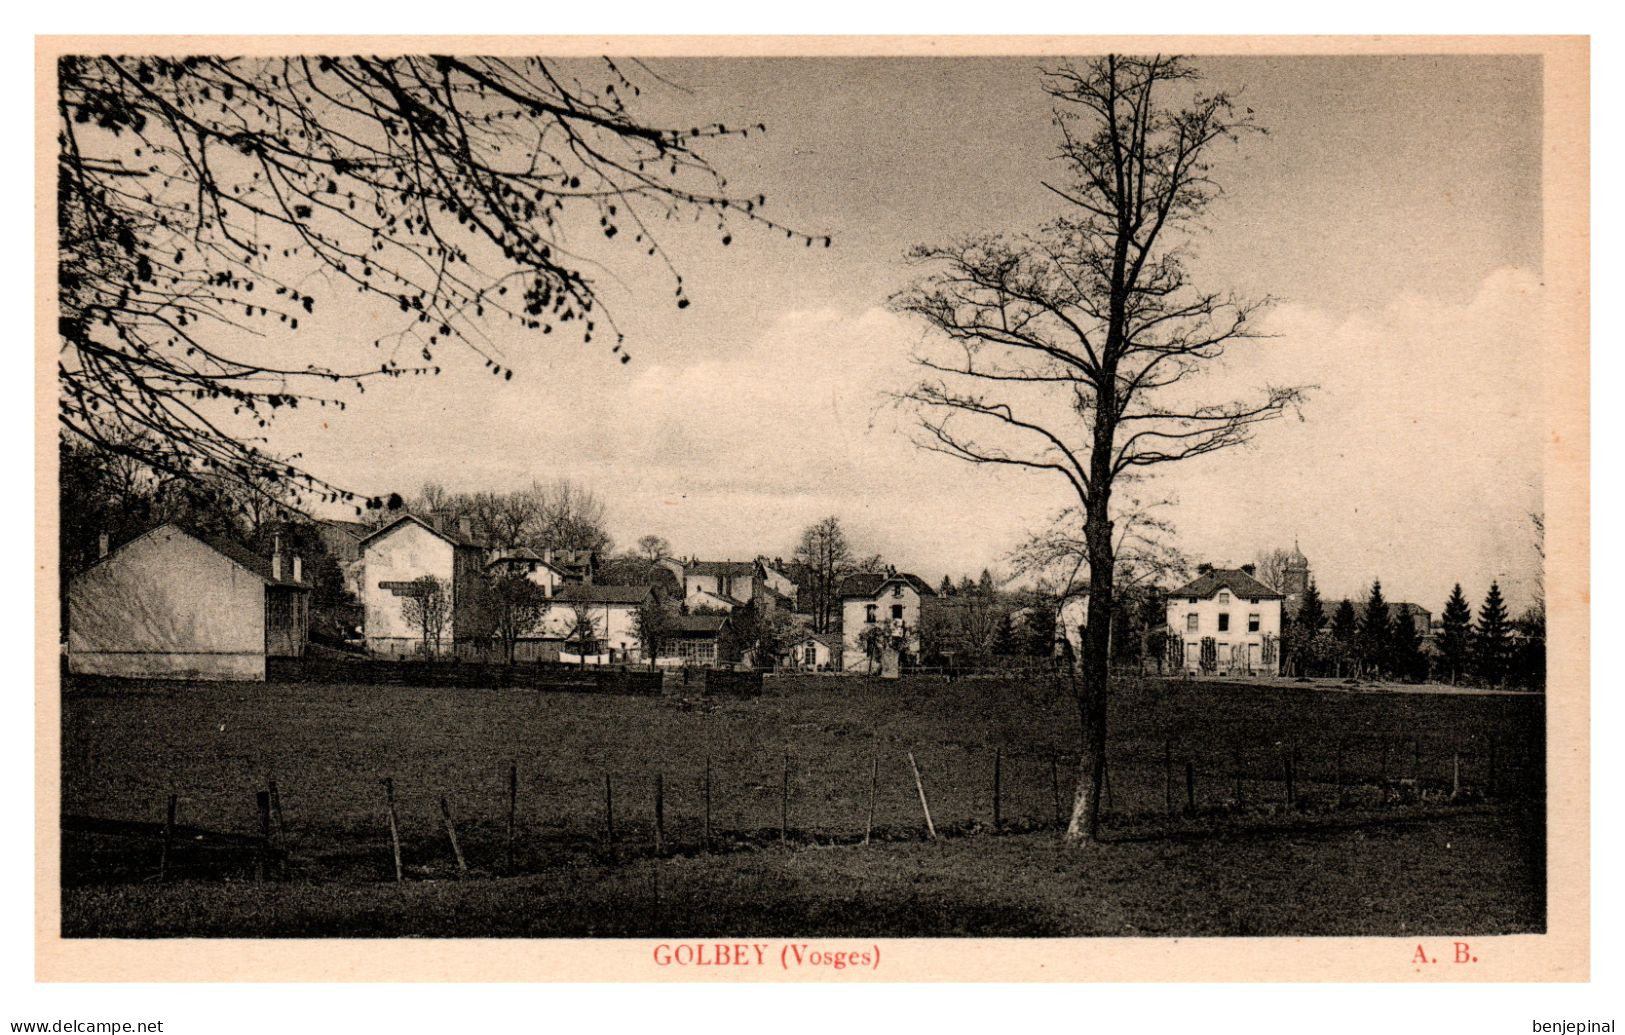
[67,523,310,681]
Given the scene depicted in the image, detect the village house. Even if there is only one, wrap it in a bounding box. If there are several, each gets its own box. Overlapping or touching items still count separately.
[522,583,652,663]
[781,630,840,671]
[656,613,738,668]
[659,557,782,613]
[839,570,936,673]
[358,514,489,657]
[316,518,372,597]
[758,557,798,608]
[1166,565,1284,676]
[1388,602,1433,639]
[67,523,310,681]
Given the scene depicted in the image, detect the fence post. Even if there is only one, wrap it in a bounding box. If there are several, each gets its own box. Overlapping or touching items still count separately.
[780,754,790,848]
[506,761,518,873]
[267,776,286,847]
[909,752,938,842]
[992,748,1003,833]
[159,793,176,882]
[1051,755,1063,828]
[604,773,616,844]
[1163,740,1173,815]
[655,772,665,856]
[440,798,467,878]
[1451,751,1462,801]
[703,758,712,851]
[864,755,877,846]
[255,790,271,882]
[382,777,403,884]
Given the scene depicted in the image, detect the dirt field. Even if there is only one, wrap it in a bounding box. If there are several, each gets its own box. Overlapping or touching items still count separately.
[57,672,1545,937]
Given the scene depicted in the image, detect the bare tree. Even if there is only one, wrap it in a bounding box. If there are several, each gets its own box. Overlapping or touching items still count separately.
[892,55,1307,844]
[637,535,672,562]
[57,55,825,509]
[792,516,854,634]
[1251,547,1294,593]
[400,575,451,656]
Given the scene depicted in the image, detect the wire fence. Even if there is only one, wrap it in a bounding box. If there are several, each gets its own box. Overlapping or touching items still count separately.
[63,726,1542,887]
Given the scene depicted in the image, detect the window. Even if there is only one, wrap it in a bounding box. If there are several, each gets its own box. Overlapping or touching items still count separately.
[892,584,903,598]
[865,604,877,623]
[804,644,817,666]
[1248,613,1260,633]
[1218,591,1231,604]
[1250,598,1259,605]
[1218,613,1230,632]
[1186,613,1198,632]
[891,604,904,621]
[1188,597,1198,604]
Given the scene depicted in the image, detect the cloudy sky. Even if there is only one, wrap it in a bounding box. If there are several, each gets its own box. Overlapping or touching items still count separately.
[270,54,1546,614]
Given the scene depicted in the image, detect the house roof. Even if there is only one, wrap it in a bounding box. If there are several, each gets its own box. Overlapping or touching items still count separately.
[319,519,374,540]
[837,571,938,599]
[686,560,760,578]
[1169,568,1284,601]
[1389,602,1431,618]
[553,584,652,605]
[790,631,841,649]
[358,514,486,550]
[671,614,729,634]
[83,523,310,589]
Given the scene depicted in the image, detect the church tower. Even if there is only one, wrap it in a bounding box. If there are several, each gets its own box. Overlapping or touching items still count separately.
[1283,539,1310,616]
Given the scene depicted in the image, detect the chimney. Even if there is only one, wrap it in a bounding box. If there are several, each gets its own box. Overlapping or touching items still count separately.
[432,513,445,532]
[97,532,109,558]
[543,547,554,563]
[272,536,283,582]
[293,555,303,583]
[459,516,472,540]
[1241,563,1256,576]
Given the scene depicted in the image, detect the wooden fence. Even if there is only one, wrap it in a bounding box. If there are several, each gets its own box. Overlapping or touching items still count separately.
[64,726,1541,887]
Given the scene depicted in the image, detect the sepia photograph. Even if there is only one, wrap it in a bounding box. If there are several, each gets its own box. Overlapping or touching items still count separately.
[34,34,1588,983]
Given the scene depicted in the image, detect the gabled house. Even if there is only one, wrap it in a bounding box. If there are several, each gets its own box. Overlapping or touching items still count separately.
[525,583,652,663]
[661,557,780,613]
[67,523,310,681]
[781,630,840,671]
[486,546,571,598]
[1166,565,1284,676]
[316,518,373,596]
[656,613,738,668]
[358,514,490,657]
[838,570,936,673]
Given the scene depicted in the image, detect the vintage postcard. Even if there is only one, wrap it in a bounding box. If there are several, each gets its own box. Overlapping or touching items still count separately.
[35,34,1588,983]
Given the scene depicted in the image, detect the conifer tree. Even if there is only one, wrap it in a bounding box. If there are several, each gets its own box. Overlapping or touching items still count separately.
[1359,579,1391,678]
[1330,598,1359,677]
[1389,608,1425,682]
[1297,579,1326,634]
[1473,581,1512,685]
[1439,584,1473,684]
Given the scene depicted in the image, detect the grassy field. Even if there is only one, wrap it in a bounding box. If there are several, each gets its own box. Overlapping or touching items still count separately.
[59,673,1545,937]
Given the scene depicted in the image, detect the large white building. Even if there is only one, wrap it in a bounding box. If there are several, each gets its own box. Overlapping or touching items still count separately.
[1166,566,1284,676]
[358,514,488,657]
[838,570,935,673]
[67,524,310,681]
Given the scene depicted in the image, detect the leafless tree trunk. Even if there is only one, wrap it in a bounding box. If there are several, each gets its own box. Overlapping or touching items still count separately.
[892,54,1309,845]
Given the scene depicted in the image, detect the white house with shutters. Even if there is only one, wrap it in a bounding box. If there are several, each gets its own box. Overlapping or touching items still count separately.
[1166,566,1284,676]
